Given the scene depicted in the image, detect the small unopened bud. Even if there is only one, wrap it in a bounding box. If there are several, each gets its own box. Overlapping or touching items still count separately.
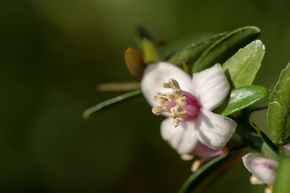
[142,38,160,64]
[124,48,146,80]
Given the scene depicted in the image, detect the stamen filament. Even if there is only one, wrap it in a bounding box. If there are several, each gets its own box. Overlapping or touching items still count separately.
[152,78,200,128]
[152,78,187,127]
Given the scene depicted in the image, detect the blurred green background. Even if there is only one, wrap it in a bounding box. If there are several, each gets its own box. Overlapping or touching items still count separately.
[1,0,290,192]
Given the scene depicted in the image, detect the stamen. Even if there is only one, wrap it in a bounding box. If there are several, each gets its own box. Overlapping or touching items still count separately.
[152,106,164,115]
[177,103,185,112]
[166,93,175,100]
[169,79,180,90]
[174,90,182,97]
[170,102,187,120]
[162,82,171,88]
[174,118,182,127]
[160,97,169,104]
[152,78,200,128]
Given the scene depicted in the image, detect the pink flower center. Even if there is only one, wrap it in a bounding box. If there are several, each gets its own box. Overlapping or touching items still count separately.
[167,91,201,121]
[152,78,201,127]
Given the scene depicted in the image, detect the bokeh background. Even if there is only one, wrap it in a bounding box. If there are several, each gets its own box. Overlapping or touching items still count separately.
[2,0,290,192]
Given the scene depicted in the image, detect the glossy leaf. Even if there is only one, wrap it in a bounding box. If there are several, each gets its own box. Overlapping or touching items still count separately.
[124,48,146,80]
[252,123,279,154]
[235,115,278,160]
[142,38,160,64]
[177,150,245,193]
[222,40,265,88]
[221,85,268,116]
[167,33,226,69]
[83,90,142,119]
[163,34,216,58]
[268,62,290,145]
[274,155,290,193]
[192,26,260,73]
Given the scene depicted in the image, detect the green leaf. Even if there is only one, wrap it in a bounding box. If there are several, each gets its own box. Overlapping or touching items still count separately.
[177,150,245,193]
[222,40,265,88]
[134,23,155,48]
[235,115,278,160]
[252,123,279,154]
[83,90,143,119]
[268,62,290,145]
[142,38,160,64]
[192,26,261,73]
[274,155,290,193]
[221,85,268,116]
[167,33,226,69]
[162,35,212,58]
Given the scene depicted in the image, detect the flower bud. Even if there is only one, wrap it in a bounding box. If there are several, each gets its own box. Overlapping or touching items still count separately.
[142,38,160,64]
[124,47,146,80]
[242,153,278,185]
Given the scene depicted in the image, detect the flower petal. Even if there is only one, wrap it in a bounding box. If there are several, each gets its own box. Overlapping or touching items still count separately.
[161,118,198,154]
[141,62,193,106]
[283,143,290,151]
[192,63,230,111]
[191,141,224,158]
[242,153,278,185]
[195,109,237,149]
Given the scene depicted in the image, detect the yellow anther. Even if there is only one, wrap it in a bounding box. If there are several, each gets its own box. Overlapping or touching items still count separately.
[166,93,175,100]
[174,118,181,127]
[174,90,182,97]
[152,78,186,127]
[152,106,164,115]
[177,105,184,112]
[162,82,171,88]
[157,97,168,105]
[176,96,182,103]
[169,79,180,89]
[176,96,185,103]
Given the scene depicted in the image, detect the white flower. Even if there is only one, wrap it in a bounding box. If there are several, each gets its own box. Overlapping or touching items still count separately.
[141,62,237,155]
[242,153,278,186]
